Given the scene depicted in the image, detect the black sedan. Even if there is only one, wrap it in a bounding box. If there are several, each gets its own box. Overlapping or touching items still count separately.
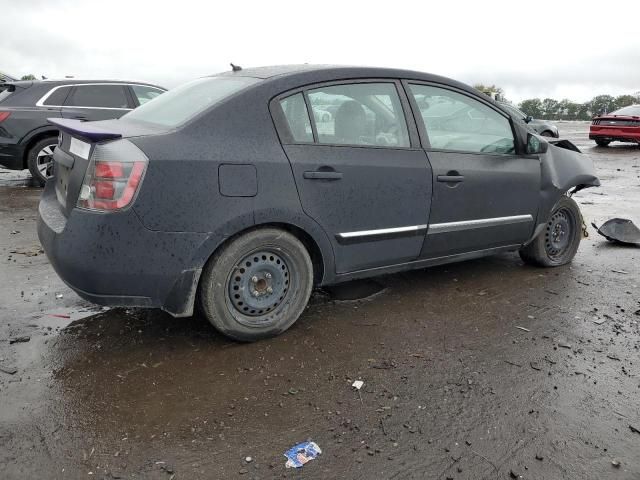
[38,65,599,341]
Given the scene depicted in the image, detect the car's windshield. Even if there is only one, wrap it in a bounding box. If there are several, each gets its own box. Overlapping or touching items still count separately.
[123,76,260,127]
[610,105,640,117]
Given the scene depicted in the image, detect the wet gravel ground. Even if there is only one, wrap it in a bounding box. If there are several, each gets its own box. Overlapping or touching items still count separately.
[0,122,639,479]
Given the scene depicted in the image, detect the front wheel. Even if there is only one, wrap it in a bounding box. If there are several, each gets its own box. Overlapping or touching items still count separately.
[198,228,313,341]
[540,130,555,138]
[519,196,582,267]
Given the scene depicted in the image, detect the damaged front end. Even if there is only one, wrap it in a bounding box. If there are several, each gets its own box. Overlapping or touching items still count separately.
[526,135,600,243]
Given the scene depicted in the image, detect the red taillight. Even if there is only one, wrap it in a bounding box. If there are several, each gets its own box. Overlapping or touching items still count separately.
[0,111,11,122]
[95,162,125,179]
[78,160,147,211]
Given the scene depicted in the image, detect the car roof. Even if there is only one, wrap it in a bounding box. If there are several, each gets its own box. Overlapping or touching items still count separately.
[214,64,477,95]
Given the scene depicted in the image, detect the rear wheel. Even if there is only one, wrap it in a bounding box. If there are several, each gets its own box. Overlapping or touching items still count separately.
[519,196,582,267]
[595,139,610,147]
[198,228,313,341]
[27,136,58,187]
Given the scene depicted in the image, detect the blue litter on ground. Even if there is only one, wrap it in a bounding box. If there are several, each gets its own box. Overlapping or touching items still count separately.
[284,441,322,468]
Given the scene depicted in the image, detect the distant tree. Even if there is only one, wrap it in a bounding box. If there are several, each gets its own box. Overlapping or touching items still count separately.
[577,103,592,120]
[614,94,636,110]
[589,95,616,116]
[541,98,560,119]
[473,83,505,100]
[20,74,36,80]
[518,98,543,118]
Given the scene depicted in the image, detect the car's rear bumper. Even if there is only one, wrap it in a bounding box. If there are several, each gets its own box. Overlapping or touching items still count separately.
[0,142,25,170]
[37,182,208,316]
[589,126,640,143]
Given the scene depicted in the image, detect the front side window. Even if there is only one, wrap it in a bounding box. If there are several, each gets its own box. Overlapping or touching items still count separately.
[279,93,313,142]
[409,84,515,154]
[123,76,260,128]
[67,84,130,108]
[307,83,410,147]
[131,85,164,105]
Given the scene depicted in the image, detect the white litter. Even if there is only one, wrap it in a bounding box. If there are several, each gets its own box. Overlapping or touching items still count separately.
[352,380,364,390]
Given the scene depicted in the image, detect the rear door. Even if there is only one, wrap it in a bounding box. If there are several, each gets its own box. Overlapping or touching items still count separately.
[273,80,432,273]
[61,84,132,121]
[406,82,540,258]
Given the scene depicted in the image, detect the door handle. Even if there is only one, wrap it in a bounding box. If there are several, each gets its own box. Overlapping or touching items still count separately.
[303,171,343,180]
[437,171,464,183]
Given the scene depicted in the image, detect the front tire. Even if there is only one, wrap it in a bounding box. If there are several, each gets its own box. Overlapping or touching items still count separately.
[519,196,582,267]
[540,130,555,138]
[27,136,58,187]
[198,228,313,341]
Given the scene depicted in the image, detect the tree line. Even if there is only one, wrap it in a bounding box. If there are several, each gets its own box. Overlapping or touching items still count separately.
[474,84,640,120]
[518,94,639,121]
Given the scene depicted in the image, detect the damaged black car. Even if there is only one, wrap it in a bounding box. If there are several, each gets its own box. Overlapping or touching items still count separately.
[37,65,600,341]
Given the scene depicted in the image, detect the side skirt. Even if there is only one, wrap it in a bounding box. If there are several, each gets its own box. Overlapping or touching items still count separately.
[330,244,521,285]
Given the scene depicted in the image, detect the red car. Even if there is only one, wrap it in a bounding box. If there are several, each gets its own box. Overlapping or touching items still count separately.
[590,105,640,147]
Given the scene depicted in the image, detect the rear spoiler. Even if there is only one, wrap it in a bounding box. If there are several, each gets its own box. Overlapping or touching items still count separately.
[48,118,122,143]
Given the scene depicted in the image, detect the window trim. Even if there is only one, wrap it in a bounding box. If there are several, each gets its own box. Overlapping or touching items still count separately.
[402,80,523,156]
[35,83,162,110]
[269,78,420,150]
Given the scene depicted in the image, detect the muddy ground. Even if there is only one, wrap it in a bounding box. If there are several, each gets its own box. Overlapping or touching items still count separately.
[0,122,639,479]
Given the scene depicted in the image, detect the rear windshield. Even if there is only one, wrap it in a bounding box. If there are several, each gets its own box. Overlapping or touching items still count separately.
[122,76,260,127]
[0,85,15,104]
[611,105,640,117]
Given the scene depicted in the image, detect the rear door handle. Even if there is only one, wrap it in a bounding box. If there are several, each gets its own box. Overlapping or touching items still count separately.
[303,171,343,180]
[437,175,464,183]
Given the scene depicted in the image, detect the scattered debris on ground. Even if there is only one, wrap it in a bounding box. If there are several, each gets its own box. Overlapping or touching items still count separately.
[8,335,30,344]
[592,218,640,246]
[284,441,322,468]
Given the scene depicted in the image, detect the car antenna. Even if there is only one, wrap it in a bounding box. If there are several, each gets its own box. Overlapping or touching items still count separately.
[230,63,242,72]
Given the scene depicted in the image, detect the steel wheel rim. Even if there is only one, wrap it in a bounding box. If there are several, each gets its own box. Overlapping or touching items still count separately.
[545,207,575,259]
[36,144,57,178]
[227,249,291,326]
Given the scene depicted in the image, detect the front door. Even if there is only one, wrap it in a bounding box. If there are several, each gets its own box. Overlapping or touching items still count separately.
[406,83,541,258]
[276,82,432,273]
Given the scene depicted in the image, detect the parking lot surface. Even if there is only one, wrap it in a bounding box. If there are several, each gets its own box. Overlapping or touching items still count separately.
[1,122,639,479]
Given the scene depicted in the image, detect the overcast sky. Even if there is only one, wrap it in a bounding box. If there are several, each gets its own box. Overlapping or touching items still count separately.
[2,0,639,104]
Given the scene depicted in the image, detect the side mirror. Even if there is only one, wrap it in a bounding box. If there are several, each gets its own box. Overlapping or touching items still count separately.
[525,115,533,124]
[526,133,548,154]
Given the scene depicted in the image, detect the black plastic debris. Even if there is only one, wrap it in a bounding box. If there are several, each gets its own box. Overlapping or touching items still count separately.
[592,218,640,246]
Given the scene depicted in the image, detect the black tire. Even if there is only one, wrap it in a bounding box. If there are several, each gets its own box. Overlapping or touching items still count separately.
[540,130,555,138]
[27,136,58,187]
[595,139,610,147]
[519,196,582,267]
[198,228,313,341]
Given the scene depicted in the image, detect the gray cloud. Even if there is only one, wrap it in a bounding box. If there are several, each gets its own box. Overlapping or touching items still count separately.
[2,0,639,103]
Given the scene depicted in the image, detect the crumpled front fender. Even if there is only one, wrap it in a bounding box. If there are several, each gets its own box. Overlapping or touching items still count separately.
[527,140,600,243]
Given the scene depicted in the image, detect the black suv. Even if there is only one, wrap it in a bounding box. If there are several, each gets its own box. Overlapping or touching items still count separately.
[0,79,165,185]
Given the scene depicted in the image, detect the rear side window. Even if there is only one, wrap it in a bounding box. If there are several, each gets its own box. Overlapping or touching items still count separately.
[306,83,410,147]
[42,86,72,106]
[67,85,130,108]
[409,84,515,154]
[123,76,260,127]
[131,85,164,105]
[279,93,313,142]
